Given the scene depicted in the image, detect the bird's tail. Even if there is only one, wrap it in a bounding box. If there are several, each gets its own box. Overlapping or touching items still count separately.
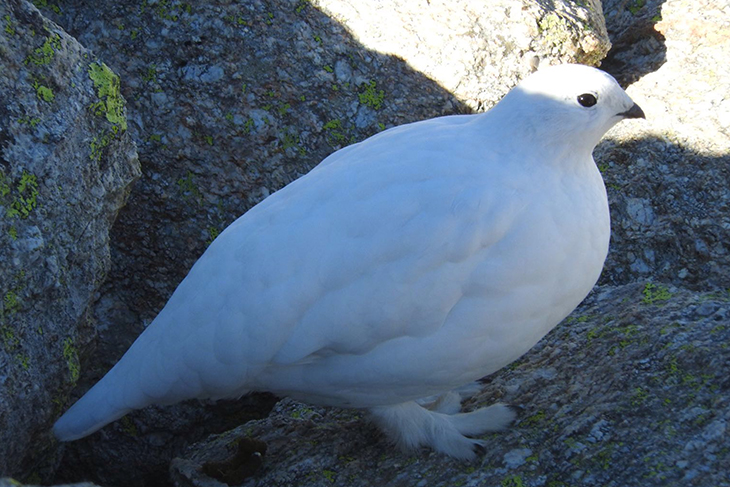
[53,308,246,441]
[53,368,134,441]
[52,327,163,441]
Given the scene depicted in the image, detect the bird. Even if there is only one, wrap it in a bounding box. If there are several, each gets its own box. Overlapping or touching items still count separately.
[53,64,644,460]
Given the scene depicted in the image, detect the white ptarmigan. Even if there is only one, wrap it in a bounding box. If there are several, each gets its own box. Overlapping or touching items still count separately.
[54,64,644,459]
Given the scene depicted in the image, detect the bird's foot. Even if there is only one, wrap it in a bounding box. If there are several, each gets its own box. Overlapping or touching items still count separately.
[369,401,515,460]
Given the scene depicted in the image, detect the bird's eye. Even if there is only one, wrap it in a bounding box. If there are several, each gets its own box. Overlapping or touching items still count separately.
[577,93,597,107]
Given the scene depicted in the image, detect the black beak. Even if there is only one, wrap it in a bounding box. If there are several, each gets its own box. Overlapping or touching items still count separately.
[618,103,645,119]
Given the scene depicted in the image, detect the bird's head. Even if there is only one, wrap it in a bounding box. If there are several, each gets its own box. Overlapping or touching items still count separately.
[493,64,644,156]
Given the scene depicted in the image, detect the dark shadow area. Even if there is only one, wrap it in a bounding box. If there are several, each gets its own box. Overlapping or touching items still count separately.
[595,134,730,292]
[601,0,667,86]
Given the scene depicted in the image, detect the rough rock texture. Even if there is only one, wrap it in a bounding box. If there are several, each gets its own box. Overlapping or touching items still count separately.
[0,0,139,479]
[314,0,611,111]
[602,0,666,85]
[169,284,730,487]
[19,1,610,486]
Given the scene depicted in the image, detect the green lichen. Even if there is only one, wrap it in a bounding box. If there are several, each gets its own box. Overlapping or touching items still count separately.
[630,387,650,406]
[0,173,9,198]
[177,170,204,205]
[592,443,618,470]
[142,0,191,21]
[4,171,39,219]
[280,129,304,154]
[565,313,593,324]
[62,337,80,383]
[32,0,61,14]
[641,282,672,305]
[33,81,55,103]
[520,410,546,427]
[141,64,158,83]
[18,116,42,128]
[278,103,291,116]
[88,62,128,132]
[225,14,251,26]
[3,291,20,314]
[4,15,15,36]
[358,80,384,110]
[206,226,220,246]
[290,407,314,419]
[628,0,646,15]
[89,130,113,161]
[16,353,30,370]
[321,470,336,483]
[600,322,646,356]
[25,33,61,65]
[1,325,20,350]
[323,119,348,146]
[295,0,309,14]
[538,13,573,47]
[502,475,525,487]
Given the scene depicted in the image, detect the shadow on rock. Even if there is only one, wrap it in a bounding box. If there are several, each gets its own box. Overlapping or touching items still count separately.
[601,0,667,86]
[596,135,730,291]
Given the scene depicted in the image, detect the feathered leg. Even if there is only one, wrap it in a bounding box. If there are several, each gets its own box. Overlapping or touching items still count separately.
[369,400,514,460]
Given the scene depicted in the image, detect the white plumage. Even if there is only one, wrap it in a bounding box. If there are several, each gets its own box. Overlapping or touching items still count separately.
[54,64,644,459]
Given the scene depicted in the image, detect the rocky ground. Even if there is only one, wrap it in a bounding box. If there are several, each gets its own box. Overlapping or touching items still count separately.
[1,0,728,486]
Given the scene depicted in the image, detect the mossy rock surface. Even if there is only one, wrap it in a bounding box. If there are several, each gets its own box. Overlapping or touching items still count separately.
[0,0,139,478]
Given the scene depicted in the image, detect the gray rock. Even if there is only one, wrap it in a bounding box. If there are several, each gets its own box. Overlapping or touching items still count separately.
[503,448,533,469]
[0,0,139,479]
